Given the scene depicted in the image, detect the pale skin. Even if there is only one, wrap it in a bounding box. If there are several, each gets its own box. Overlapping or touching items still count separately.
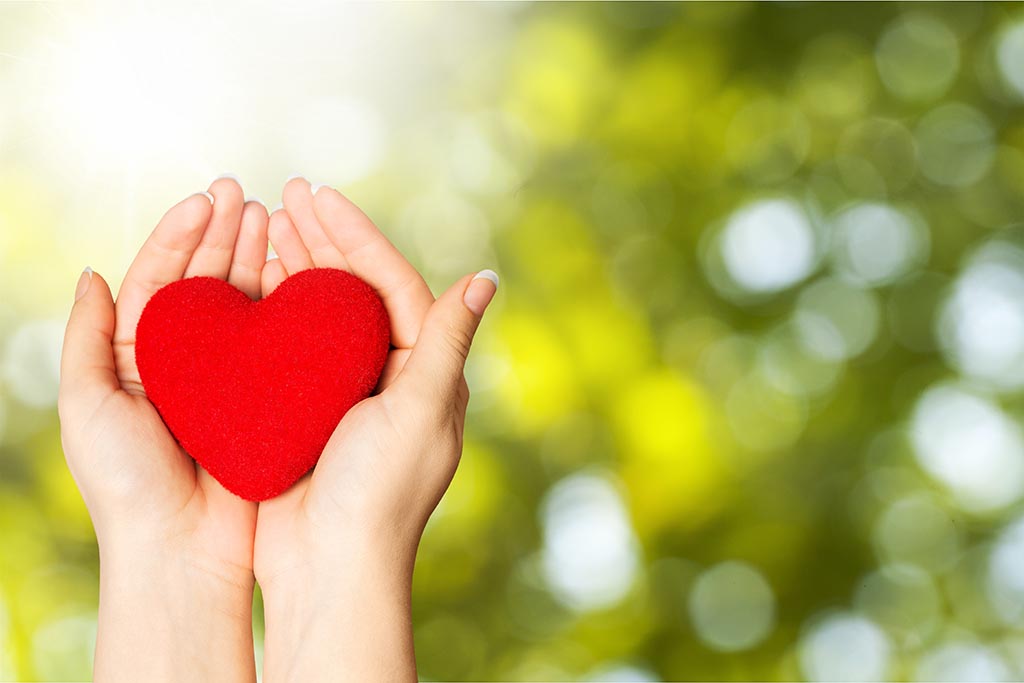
[58,176,498,681]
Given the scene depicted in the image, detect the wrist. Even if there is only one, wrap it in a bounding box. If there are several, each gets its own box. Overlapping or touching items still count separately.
[95,537,255,682]
[259,530,417,683]
[100,530,254,596]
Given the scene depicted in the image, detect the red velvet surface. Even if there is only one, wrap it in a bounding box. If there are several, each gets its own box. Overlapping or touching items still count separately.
[135,268,390,501]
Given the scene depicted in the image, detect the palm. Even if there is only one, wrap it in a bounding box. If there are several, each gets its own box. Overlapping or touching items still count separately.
[78,392,193,502]
[254,338,421,585]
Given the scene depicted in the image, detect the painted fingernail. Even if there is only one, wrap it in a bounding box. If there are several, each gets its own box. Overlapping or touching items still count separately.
[246,195,266,208]
[310,183,326,195]
[215,173,241,183]
[75,267,93,302]
[286,174,305,183]
[199,191,215,204]
[464,269,499,316]
[271,202,284,213]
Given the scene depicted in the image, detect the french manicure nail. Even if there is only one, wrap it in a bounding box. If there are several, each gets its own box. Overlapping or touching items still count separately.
[246,196,266,208]
[75,266,93,302]
[286,174,305,183]
[199,191,215,204]
[271,202,284,213]
[310,183,325,195]
[464,269,499,316]
[215,173,241,183]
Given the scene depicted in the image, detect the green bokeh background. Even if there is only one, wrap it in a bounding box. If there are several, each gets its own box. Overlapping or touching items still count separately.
[3,2,1024,680]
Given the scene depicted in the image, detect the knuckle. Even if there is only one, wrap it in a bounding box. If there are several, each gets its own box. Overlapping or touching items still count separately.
[442,319,473,361]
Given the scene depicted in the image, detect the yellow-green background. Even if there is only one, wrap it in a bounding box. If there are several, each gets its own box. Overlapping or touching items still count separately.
[3,2,1024,680]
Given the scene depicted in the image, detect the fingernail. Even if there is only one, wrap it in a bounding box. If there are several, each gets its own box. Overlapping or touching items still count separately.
[267,244,278,261]
[75,267,93,302]
[199,191,215,204]
[464,269,499,316]
[310,183,326,195]
[271,202,284,213]
[286,174,305,183]
[246,195,266,208]
[215,173,241,183]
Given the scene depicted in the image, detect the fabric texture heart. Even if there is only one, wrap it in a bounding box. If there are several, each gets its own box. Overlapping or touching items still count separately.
[135,268,390,501]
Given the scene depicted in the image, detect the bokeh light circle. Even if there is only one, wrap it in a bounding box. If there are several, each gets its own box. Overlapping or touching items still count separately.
[875,13,959,102]
[540,472,641,612]
[585,662,662,682]
[910,384,1024,513]
[995,22,1024,99]
[938,241,1024,389]
[916,103,995,187]
[718,199,817,295]
[854,564,941,648]
[2,319,64,409]
[873,493,962,571]
[687,561,775,652]
[30,614,96,681]
[830,202,928,287]
[914,642,1012,682]
[798,612,891,681]
[758,322,843,398]
[987,515,1024,626]
[794,277,881,362]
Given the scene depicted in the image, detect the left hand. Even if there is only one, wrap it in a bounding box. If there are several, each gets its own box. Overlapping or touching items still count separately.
[253,178,497,682]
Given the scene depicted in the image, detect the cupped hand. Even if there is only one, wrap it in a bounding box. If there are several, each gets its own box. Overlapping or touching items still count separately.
[253,178,497,681]
[58,178,269,681]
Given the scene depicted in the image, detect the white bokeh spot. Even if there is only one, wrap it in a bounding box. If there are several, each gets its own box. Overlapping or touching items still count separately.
[799,613,891,682]
[996,22,1024,99]
[3,319,64,409]
[914,642,1012,682]
[910,385,1024,513]
[830,202,927,286]
[540,472,640,612]
[688,561,776,652]
[939,245,1024,389]
[987,515,1024,626]
[720,199,816,294]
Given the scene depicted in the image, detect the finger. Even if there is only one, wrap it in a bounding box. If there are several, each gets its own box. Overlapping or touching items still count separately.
[282,178,348,269]
[267,208,315,275]
[59,268,119,424]
[312,185,435,348]
[184,177,245,279]
[114,192,213,350]
[228,199,270,300]
[262,258,288,296]
[395,270,498,400]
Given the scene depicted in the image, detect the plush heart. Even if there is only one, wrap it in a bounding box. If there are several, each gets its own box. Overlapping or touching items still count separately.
[135,268,390,502]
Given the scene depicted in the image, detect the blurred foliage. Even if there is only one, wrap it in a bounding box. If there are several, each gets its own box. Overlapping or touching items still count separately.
[3,1,1024,680]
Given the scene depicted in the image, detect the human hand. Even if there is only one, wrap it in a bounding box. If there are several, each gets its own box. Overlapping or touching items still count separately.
[58,178,269,682]
[253,178,498,682]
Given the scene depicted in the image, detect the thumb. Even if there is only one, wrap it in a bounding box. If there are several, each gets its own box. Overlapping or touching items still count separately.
[58,268,119,424]
[399,269,499,398]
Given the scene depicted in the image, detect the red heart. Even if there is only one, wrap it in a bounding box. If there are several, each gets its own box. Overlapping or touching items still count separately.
[135,268,390,501]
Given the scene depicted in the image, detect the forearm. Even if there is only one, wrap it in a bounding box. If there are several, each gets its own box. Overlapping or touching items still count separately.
[94,544,257,683]
[260,533,417,683]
